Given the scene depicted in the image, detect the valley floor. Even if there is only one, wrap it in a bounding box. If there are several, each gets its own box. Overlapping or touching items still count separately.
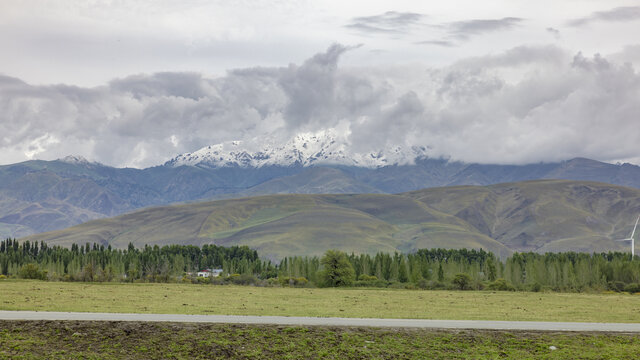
[2,280,640,323]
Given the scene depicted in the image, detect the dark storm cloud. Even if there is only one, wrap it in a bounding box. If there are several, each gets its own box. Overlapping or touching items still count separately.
[1,44,640,167]
[345,11,425,34]
[568,6,640,27]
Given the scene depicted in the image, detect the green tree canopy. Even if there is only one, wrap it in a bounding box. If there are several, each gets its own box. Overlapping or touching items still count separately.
[452,273,472,290]
[318,250,355,287]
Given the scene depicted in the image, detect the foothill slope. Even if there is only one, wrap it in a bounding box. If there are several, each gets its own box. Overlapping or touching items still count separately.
[20,179,640,260]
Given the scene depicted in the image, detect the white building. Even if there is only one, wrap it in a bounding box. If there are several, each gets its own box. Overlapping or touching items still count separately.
[196,268,223,278]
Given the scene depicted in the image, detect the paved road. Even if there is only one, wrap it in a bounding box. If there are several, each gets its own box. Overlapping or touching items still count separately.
[1,311,639,332]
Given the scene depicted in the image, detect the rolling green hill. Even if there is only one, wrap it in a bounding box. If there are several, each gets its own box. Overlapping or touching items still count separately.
[20,180,640,260]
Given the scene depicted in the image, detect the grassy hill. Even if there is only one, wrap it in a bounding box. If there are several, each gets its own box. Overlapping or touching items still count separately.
[407,180,640,253]
[20,180,640,259]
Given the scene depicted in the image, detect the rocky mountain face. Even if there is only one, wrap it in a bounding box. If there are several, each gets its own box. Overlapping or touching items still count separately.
[1,138,640,240]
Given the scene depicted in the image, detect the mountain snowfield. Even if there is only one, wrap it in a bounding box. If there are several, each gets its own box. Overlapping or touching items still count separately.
[165,130,430,168]
[59,155,98,166]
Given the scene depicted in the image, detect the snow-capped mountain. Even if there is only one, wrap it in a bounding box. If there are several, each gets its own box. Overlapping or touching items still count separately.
[58,155,98,166]
[165,131,429,168]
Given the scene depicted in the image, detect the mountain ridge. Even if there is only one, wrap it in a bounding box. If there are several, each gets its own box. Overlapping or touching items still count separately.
[2,153,640,240]
[19,179,640,260]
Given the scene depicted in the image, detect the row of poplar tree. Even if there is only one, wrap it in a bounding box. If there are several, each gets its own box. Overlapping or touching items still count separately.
[1,238,639,292]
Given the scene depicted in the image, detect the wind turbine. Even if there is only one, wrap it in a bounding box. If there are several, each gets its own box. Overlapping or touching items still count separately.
[617,215,640,257]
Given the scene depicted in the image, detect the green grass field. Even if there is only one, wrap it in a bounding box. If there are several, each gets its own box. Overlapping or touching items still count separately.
[2,321,639,359]
[2,280,640,323]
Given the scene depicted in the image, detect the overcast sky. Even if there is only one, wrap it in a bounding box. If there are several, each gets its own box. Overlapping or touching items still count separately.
[1,0,640,168]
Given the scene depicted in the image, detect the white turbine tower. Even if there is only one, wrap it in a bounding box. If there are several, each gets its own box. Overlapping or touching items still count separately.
[617,215,640,257]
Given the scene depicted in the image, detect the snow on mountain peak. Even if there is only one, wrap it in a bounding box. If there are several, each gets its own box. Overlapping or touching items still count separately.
[165,131,428,169]
[59,155,94,165]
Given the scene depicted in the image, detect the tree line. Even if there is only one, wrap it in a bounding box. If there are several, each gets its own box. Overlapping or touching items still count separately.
[2,238,640,292]
[0,239,276,282]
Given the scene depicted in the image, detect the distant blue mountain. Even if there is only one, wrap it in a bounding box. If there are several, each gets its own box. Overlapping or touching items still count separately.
[1,155,639,239]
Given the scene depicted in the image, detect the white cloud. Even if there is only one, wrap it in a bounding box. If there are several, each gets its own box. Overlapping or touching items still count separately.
[24,133,60,159]
[0,44,639,167]
[2,1,639,87]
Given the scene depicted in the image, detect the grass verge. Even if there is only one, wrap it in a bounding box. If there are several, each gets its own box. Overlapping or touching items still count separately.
[1,320,639,359]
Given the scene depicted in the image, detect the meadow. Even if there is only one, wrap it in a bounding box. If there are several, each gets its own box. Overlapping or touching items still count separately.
[2,321,640,359]
[2,280,640,323]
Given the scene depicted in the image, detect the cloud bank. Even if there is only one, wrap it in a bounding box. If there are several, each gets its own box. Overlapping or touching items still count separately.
[347,12,524,47]
[447,17,523,40]
[345,11,425,35]
[569,6,640,27]
[1,44,639,168]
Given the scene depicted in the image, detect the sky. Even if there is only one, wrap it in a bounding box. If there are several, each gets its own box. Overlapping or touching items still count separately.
[1,0,640,168]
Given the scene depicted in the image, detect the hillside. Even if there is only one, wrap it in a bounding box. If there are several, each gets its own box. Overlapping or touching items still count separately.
[2,155,640,241]
[20,180,640,260]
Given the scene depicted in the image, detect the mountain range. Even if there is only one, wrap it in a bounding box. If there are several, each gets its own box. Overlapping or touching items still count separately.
[1,134,640,240]
[20,180,640,260]
[165,131,430,168]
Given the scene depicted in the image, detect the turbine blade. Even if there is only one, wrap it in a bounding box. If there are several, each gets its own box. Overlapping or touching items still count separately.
[630,215,640,239]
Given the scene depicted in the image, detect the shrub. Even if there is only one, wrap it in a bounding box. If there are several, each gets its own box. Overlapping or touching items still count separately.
[427,281,446,290]
[46,272,62,281]
[487,278,515,291]
[452,273,472,290]
[210,276,224,285]
[18,263,47,280]
[194,276,210,284]
[354,279,388,288]
[388,282,409,289]
[229,274,258,285]
[358,274,378,281]
[279,277,309,287]
[417,278,428,289]
[623,283,640,293]
[354,274,386,288]
[608,281,626,292]
[81,263,95,282]
[530,282,542,292]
